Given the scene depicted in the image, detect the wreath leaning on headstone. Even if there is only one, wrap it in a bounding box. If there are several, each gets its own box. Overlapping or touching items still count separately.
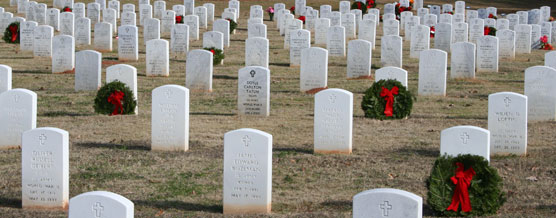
[427,154,506,217]
[3,22,20,44]
[94,81,137,116]
[361,79,414,120]
[226,18,237,34]
[203,47,225,65]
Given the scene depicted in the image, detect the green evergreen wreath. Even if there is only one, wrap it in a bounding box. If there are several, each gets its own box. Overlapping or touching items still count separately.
[94,81,137,115]
[351,1,368,14]
[3,22,20,44]
[427,154,506,217]
[203,47,224,65]
[361,79,414,120]
[226,18,237,34]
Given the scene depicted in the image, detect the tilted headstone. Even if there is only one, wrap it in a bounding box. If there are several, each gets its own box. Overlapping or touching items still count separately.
[223,128,272,214]
[22,127,68,209]
[488,92,528,156]
[450,42,476,79]
[348,39,372,79]
[353,188,422,218]
[146,39,169,77]
[441,126,490,162]
[151,85,189,151]
[314,89,353,154]
[300,47,328,92]
[381,35,402,68]
[52,35,75,74]
[524,66,556,121]
[75,50,101,91]
[186,49,213,92]
[418,49,447,96]
[0,89,36,148]
[237,66,270,116]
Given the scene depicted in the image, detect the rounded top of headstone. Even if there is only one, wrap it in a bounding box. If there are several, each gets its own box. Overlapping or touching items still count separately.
[225,128,272,139]
[0,88,37,100]
[489,91,527,100]
[441,125,489,136]
[24,127,68,137]
[315,88,353,98]
[354,188,422,202]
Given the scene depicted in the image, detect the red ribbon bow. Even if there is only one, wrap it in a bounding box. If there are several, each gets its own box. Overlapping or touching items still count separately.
[210,49,215,54]
[446,162,476,213]
[107,91,125,116]
[299,16,306,24]
[356,2,362,10]
[175,16,183,24]
[380,86,399,117]
[8,24,18,42]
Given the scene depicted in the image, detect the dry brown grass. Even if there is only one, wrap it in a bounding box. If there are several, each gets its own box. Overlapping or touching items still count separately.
[0,0,555,217]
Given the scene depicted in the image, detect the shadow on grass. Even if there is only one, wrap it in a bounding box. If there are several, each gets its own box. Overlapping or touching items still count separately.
[12,70,51,74]
[320,200,351,211]
[102,57,118,60]
[230,39,245,42]
[0,196,21,208]
[269,62,290,67]
[395,147,439,157]
[274,147,313,155]
[170,59,187,63]
[0,56,33,59]
[213,74,237,80]
[134,200,222,213]
[190,112,235,116]
[75,141,150,151]
[41,111,95,117]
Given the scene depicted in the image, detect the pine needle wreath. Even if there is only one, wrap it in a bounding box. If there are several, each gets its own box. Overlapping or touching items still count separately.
[361,79,414,120]
[427,154,506,216]
[94,81,137,115]
[3,22,20,44]
[351,1,368,14]
[226,18,237,34]
[203,47,224,65]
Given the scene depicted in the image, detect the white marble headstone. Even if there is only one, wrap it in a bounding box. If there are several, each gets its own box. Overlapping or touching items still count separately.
[314,89,353,154]
[353,188,422,218]
[0,89,36,148]
[488,92,528,156]
[186,49,213,92]
[69,191,133,218]
[451,42,476,79]
[237,66,270,116]
[418,49,447,96]
[75,50,101,91]
[151,85,189,151]
[440,125,490,162]
[300,47,328,92]
[524,66,556,121]
[52,35,75,74]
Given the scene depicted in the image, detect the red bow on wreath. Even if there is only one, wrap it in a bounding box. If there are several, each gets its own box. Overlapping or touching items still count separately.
[380,86,399,117]
[175,15,183,24]
[484,26,490,35]
[107,90,125,116]
[210,49,215,54]
[8,24,18,42]
[430,26,435,38]
[298,16,306,24]
[446,162,476,213]
[355,2,363,10]
[63,7,72,12]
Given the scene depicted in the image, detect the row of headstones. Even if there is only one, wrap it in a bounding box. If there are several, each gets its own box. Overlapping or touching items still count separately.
[12,123,527,216]
[12,118,423,217]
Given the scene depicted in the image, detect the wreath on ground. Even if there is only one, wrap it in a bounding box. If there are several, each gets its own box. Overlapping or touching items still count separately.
[3,22,19,44]
[176,15,184,24]
[204,47,224,65]
[361,79,414,120]
[351,1,367,14]
[226,18,237,33]
[484,26,496,36]
[94,81,136,116]
[427,154,506,217]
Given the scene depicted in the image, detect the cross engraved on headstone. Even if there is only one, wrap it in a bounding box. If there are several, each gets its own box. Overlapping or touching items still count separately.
[164,89,172,98]
[328,94,336,103]
[460,132,469,144]
[249,70,256,77]
[379,201,393,216]
[92,202,104,217]
[242,135,251,147]
[38,134,47,145]
[13,94,20,103]
[504,97,511,107]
